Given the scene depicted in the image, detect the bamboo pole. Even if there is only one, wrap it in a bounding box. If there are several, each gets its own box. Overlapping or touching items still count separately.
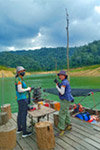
[1,73,4,112]
[55,59,57,79]
[66,9,70,82]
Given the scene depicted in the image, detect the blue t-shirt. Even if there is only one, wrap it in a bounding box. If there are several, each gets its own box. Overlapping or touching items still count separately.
[59,79,74,101]
[15,77,28,101]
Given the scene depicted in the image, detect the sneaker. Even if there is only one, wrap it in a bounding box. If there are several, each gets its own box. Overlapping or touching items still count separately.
[22,132,32,138]
[16,130,22,134]
[55,130,65,137]
[65,125,72,131]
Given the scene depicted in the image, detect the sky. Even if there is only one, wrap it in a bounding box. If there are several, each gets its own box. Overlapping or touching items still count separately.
[0,0,100,51]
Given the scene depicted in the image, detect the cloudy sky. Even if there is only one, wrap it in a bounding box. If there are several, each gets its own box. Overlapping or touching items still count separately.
[0,0,100,51]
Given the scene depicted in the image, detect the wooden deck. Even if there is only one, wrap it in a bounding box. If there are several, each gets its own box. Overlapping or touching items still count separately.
[11,113,100,150]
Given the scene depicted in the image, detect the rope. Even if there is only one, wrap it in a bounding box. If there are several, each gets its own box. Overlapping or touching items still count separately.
[91,92,99,116]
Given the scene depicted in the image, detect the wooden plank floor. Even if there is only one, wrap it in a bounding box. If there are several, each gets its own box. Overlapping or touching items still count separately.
[11,113,100,150]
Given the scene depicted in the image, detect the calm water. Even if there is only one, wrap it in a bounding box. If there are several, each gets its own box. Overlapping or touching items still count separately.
[0,74,100,113]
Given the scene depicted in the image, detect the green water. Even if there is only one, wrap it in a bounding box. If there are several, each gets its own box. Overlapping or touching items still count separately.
[0,74,100,113]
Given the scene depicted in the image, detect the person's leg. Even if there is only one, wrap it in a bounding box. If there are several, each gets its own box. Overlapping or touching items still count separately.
[65,101,71,125]
[58,100,68,131]
[17,100,23,131]
[21,100,28,135]
[65,101,72,131]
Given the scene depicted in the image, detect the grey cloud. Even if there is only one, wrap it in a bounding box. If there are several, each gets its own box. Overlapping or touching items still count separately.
[0,0,100,51]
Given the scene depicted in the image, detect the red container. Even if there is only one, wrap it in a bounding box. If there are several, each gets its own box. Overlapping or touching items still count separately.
[31,107,36,111]
[44,103,49,107]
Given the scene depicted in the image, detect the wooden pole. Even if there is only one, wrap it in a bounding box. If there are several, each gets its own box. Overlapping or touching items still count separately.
[55,59,57,79]
[65,9,70,82]
[1,73,4,112]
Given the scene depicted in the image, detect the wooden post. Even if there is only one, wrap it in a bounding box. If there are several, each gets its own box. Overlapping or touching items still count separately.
[66,9,70,82]
[1,104,12,119]
[53,113,59,128]
[35,121,55,150]
[0,112,8,125]
[0,121,16,150]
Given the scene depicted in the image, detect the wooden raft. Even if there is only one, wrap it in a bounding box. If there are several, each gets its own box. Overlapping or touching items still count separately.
[10,113,100,150]
[35,121,55,150]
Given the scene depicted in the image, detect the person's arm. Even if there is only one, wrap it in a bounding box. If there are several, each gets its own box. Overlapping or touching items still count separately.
[56,85,65,95]
[17,81,31,93]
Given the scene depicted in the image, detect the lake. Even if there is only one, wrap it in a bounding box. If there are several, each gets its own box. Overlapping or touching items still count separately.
[0,74,100,113]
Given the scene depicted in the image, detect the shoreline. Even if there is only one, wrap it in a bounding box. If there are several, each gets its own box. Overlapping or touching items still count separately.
[0,69,100,78]
[0,65,100,78]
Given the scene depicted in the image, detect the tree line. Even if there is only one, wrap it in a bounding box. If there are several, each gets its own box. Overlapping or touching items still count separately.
[0,40,100,71]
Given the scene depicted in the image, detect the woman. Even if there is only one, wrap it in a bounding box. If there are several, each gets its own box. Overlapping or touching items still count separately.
[55,70,74,136]
[15,66,32,137]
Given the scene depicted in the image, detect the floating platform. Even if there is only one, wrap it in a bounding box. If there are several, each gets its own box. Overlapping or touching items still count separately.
[11,113,100,150]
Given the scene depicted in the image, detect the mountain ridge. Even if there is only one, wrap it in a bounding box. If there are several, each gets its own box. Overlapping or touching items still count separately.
[0,40,100,71]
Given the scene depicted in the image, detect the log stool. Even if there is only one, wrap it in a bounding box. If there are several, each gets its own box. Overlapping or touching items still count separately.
[0,121,16,150]
[0,112,8,125]
[35,121,55,150]
[1,104,12,119]
[53,112,59,128]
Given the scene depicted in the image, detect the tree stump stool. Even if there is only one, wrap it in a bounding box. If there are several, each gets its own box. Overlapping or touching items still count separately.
[53,112,59,128]
[35,121,55,150]
[1,104,12,119]
[0,112,8,125]
[0,121,16,150]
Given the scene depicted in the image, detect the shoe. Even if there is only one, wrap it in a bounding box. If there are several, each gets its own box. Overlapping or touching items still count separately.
[16,130,22,134]
[65,125,72,131]
[55,130,65,137]
[22,132,32,138]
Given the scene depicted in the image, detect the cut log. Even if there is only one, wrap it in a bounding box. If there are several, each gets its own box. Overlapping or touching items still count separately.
[0,112,8,125]
[0,120,16,150]
[1,104,12,119]
[35,121,55,150]
[53,112,59,128]
[50,102,55,109]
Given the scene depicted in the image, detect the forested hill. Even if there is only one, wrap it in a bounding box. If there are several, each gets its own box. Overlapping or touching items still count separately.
[0,40,100,71]
[0,47,75,71]
[71,40,100,67]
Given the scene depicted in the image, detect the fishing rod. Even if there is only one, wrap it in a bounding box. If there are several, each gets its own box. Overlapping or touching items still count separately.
[90,101,100,110]
[28,87,34,104]
[74,92,93,110]
[91,92,98,116]
[54,59,60,86]
[77,92,91,104]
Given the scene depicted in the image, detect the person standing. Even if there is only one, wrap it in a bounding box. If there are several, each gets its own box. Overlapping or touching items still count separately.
[55,70,74,136]
[15,66,32,137]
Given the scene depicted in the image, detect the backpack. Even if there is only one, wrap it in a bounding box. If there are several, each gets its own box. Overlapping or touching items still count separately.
[75,112,90,121]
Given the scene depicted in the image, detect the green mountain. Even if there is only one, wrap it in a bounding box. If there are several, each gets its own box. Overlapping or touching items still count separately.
[0,40,100,71]
[71,40,100,67]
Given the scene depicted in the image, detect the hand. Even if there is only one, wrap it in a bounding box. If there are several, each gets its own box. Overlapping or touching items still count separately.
[29,87,32,92]
[27,87,31,92]
[54,79,59,84]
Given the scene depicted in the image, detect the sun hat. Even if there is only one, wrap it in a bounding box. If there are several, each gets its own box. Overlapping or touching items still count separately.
[57,70,67,77]
[15,66,25,77]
